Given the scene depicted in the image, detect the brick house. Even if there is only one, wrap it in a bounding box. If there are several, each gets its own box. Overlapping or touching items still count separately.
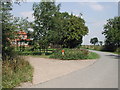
[12,31,32,47]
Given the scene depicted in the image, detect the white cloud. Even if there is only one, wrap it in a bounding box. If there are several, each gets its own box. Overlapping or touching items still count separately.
[20,11,34,21]
[89,2,104,11]
[78,2,104,11]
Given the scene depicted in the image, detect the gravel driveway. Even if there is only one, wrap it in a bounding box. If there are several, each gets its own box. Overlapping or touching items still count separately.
[17,56,96,88]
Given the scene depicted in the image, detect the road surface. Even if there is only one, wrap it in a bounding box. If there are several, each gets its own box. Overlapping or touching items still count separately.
[29,50,118,88]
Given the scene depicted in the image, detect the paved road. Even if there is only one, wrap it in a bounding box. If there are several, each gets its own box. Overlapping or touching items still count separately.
[30,50,118,88]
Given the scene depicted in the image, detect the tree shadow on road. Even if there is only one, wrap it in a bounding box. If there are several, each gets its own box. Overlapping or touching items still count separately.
[105,54,120,60]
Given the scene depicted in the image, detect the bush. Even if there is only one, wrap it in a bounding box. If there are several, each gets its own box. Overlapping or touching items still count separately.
[2,57,33,88]
[50,48,93,60]
[2,46,18,60]
[101,45,117,52]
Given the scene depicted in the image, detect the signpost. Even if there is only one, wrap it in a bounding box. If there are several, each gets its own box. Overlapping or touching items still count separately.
[62,49,65,55]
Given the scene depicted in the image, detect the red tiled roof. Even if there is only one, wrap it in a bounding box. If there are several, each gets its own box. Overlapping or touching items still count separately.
[17,31,27,35]
[25,39,31,41]
[15,39,31,41]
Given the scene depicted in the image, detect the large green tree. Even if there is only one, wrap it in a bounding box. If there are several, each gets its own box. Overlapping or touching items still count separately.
[102,16,120,51]
[33,0,60,39]
[32,0,88,48]
[47,12,71,46]
[61,13,88,48]
[33,0,60,49]
[48,12,88,48]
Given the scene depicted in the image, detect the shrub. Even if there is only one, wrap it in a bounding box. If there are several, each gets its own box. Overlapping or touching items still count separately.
[101,45,117,52]
[50,48,91,60]
[2,57,33,88]
[2,46,18,60]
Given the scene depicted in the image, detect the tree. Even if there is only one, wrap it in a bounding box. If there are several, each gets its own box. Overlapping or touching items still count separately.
[90,37,98,45]
[1,0,29,60]
[1,1,17,60]
[13,17,31,32]
[102,16,120,51]
[32,0,88,49]
[33,0,60,49]
[58,13,88,48]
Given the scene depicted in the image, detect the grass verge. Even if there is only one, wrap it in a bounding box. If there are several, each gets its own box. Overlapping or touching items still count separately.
[87,52,100,59]
[2,57,33,88]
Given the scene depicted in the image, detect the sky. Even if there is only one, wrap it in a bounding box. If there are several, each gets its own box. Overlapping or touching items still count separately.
[12,1,118,45]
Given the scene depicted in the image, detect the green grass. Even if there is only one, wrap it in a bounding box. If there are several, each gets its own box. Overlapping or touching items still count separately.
[114,52,120,55]
[2,57,33,88]
[87,52,100,59]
